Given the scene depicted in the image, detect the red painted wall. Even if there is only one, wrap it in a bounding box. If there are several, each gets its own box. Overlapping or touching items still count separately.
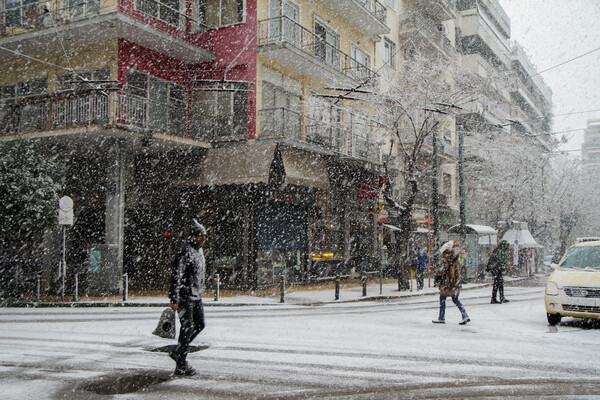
[116,0,258,140]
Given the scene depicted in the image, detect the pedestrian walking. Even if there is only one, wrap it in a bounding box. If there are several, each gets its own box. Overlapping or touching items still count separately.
[168,218,208,376]
[415,245,428,290]
[486,240,510,304]
[432,241,470,325]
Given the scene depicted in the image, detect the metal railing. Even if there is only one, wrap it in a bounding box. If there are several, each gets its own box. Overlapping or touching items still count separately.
[401,12,456,56]
[356,0,388,24]
[258,16,375,83]
[259,107,302,141]
[258,106,381,164]
[0,0,203,37]
[0,90,187,136]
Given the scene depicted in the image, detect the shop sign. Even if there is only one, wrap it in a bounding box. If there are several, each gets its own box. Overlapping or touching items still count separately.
[357,182,379,199]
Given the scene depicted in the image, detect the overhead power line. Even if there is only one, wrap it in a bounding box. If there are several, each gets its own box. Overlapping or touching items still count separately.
[534,46,600,76]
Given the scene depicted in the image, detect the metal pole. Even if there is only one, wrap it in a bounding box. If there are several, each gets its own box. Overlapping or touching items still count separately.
[36,275,40,303]
[335,276,340,300]
[458,125,466,244]
[61,225,66,302]
[122,273,128,302]
[73,273,78,302]
[362,273,367,297]
[214,273,220,301]
[458,125,468,283]
[279,275,285,303]
[432,130,440,275]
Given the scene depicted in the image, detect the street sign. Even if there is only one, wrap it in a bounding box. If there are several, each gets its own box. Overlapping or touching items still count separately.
[90,249,101,272]
[378,209,389,223]
[58,196,74,225]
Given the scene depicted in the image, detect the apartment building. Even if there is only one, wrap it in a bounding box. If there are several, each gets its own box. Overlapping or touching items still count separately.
[582,119,600,177]
[0,0,392,293]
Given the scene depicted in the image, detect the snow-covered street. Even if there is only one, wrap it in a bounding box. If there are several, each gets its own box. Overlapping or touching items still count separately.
[2,279,600,399]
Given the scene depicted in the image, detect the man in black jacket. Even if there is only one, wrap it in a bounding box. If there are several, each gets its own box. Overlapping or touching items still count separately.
[168,219,207,376]
[486,240,510,304]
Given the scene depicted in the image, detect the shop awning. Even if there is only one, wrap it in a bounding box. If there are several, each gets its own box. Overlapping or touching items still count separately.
[182,144,330,189]
[195,144,277,186]
[279,148,330,190]
[449,224,498,245]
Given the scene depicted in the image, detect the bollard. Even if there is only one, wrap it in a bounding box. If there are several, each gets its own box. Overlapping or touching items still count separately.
[36,275,41,303]
[214,273,220,301]
[73,273,78,302]
[335,276,340,300]
[410,269,414,292]
[362,274,367,297]
[123,273,128,302]
[280,275,285,303]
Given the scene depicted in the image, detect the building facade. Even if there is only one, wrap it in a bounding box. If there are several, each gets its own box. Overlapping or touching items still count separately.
[0,0,553,296]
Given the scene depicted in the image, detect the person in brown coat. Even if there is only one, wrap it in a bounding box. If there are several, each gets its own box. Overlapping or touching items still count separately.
[432,242,470,325]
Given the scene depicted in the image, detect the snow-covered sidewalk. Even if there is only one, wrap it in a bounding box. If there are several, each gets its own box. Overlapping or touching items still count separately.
[12,276,529,307]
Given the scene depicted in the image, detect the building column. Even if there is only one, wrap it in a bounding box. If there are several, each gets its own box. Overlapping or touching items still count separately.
[104,139,126,293]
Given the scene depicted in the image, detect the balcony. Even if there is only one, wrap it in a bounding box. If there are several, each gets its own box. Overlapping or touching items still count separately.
[318,0,389,38]
[409,0,456,22]
[258,107,381,164]
[400,12,456,57]
[257,16,376,87]
[0,90,189,140]
[0,0,213,63]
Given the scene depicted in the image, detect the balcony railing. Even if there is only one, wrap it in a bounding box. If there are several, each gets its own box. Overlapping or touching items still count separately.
[0,90,187,137]
[0,0,204,37]
[356,0,388,24]
[258,16,375,83]
[259,107,381,164]
[401,12,456,56]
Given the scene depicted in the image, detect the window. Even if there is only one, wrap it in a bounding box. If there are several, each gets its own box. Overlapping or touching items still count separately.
[382,0,396,10]
[442,173,452,196]
[57,68,110,91]
[136,0,180,26]
[125,70,187,133]
[68,0,100,20]
[384,38,396,68]
[261,81,302,139]
[268,0,298,44]
[350,45,370,81]
[314,20,339,69]
[2,0,36,27]
[0,78,47,132]
[191,83,248,141]
[350,112,369,158]
[200,0,244,27]
[307,95,340,150]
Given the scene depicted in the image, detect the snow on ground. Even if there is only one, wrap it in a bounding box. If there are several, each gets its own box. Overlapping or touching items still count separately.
[2,277,600,399]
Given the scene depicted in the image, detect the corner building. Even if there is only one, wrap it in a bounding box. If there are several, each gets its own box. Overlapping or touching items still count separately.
[0,0,391,292]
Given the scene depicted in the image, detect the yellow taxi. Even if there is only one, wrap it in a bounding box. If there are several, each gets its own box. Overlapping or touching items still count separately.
[545,240,600,325]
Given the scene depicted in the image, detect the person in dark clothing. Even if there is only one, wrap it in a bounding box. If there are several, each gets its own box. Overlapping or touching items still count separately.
[415,245,428,290]
[168,219,207,376]
[486,240,510,304]
[432,242,470,325]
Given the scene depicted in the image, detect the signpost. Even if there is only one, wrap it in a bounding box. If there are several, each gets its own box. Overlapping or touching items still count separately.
[58,196,73,301]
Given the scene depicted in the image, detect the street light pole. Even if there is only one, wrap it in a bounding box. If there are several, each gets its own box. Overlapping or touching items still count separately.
[432,129,440,273]
[458,124,466,244]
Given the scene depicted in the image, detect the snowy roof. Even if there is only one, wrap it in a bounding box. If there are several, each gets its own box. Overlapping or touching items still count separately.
[502,228,543,248]
[448,224,497,235]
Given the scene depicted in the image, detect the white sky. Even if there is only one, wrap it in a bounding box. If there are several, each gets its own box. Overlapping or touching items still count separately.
[498,0,600,154]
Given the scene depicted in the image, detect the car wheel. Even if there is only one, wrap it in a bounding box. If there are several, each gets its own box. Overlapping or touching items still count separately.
[547,313,561,326]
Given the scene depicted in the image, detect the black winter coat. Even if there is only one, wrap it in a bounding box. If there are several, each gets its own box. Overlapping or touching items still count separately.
[486,247,508,275]
[169,242,206,303]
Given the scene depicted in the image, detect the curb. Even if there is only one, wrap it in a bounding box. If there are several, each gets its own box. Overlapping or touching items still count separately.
[3,281,506,308]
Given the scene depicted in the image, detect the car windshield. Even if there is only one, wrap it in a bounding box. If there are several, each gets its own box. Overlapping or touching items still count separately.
[560,246,600,270]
